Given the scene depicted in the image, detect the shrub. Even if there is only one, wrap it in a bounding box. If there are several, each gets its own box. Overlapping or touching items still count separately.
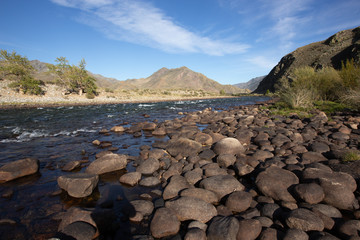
[9,75,44,95]
[342,151,360,162]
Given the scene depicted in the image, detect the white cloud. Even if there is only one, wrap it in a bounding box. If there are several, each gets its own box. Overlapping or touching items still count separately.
[50,0,249,56]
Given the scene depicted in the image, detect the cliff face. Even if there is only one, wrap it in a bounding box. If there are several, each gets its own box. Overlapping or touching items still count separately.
[254,26,360,93]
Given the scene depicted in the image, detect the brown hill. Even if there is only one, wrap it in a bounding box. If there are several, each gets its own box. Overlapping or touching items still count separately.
[29,61,246,94]
[125,66,247,94]
[254,26,360,93]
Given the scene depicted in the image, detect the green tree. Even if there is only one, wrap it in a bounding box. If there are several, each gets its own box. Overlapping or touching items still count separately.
[49,57,97,97]
[0,49,44,95]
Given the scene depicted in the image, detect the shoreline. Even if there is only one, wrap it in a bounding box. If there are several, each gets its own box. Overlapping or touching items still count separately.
[0,95,264,110]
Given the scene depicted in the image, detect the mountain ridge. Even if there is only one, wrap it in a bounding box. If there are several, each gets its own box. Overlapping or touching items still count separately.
[254,26,360,93]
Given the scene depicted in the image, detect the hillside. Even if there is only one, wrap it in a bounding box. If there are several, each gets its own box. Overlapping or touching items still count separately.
[234,76,265,91]
[29,61,246,94]
[254,26,360,93]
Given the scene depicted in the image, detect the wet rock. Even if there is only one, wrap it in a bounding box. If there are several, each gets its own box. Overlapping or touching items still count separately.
[0,158,39,182]
[213,137,245,155]
[237,219,262,240]
[255,166,299,202]
[150,207,180,238]
[294,183,325,204]
[225,191,252,213]
[199,174,245,199]
[180,188,219,204]
[86,153,127,175]
[216,154,236,168]
[285,208,324,232]
[119,172,142,186]
[152,127,167,136]
[57,173,99,198]
[207,216,239,240]
[139,177,161,187]
[60,221,96,240]
[163,175,191,200]
[166,138,202,157]
[283,228,309,240]
[136,158,160,175]
[92,139,101,146]
[185,228,206,240]
[110,125,125,132]
[142,122,157,131]
[62,161,81,172]
[57,207,97,232]
[165,196,217,223]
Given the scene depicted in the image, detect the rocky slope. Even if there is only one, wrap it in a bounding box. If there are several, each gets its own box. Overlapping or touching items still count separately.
[234,76,265,91]
[254,26,360,93]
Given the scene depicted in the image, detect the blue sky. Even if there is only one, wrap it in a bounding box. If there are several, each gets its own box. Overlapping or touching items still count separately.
[1,0,359,84]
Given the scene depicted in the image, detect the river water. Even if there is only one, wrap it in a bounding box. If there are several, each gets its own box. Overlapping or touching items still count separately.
[0,96,269,239]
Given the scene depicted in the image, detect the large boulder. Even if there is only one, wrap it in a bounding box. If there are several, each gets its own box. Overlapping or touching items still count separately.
[150,207,180,238]
[166,138,202,157]
[199,175,245,199]
[255,166,299,202]
[293,183,325,204]
[86,153,127,175]
[0,158,39,182]
[213,137,245,155]
[57,173,99,198]
[165,196,217,223]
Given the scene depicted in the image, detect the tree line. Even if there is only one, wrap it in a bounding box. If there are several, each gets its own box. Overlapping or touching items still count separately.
[0,49,97,98]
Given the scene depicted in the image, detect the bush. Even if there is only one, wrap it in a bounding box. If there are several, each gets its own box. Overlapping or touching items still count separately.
[342,150,360,162]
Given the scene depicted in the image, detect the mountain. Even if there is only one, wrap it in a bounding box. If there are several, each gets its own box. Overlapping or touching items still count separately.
[234,76,265,92]
[29,60,247,94]
[254,26,360,93]
[123,66,247,94]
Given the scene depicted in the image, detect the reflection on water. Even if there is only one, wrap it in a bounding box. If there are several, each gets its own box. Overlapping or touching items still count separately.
[0,96,269,239]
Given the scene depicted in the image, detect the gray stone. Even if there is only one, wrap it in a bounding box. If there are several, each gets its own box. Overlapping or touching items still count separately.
[294,183,325,204]
[57,173,99,198]
[213,137,245,155]
[61,221,96,240]
[139,177,161,187]
[225,191,252,213]
[185,228,206,240]
[286,208,324,232]
[216,154,236,168]
[86,153,127,175]
[207,216,239,240]
[136,158,160,175]
[166,138,202,157]
[119,172,142,186]
[237,219,262,240]
[199,175,245,199]
[163,175,191,200]
[283,228,309,240]
[0,158,39,182]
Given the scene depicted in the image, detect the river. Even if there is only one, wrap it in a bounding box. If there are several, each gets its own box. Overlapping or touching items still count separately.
[0,96,269,239]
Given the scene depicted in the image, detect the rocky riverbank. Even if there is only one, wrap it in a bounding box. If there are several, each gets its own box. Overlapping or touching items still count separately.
[1,102,360,239]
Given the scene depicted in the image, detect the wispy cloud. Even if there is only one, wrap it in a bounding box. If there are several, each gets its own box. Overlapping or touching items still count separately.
[50,0,249,56]
[247,56,278,70]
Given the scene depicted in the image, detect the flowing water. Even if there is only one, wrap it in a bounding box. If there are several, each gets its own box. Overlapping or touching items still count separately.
[0,96,269,239]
